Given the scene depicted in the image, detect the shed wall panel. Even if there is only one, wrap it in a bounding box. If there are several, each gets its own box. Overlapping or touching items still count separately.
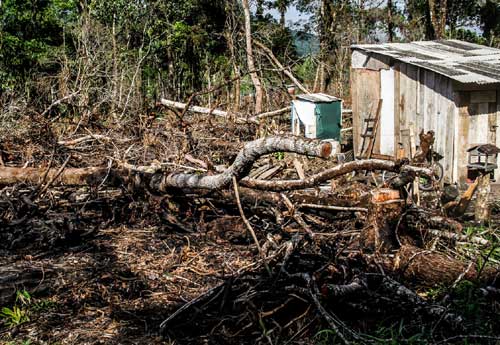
[469,104,490,145]
[394,64,401,156]
[417,68,425,133]
[351,68,381,156]
[453,92,460,183]
[398,64,419,156]
[444,78,456,183]
[380,68,395,156]
[488,103,497,145]
[456,92,471,186]
[424,71,436,133]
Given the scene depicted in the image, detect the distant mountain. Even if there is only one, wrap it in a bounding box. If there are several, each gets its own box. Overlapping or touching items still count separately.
[292,31,319,56]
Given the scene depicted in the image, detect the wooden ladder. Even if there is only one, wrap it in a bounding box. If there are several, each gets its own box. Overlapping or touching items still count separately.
[358,99,382,159]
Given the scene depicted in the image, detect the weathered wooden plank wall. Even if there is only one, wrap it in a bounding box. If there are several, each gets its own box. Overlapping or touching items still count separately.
[394,63,401,156]
[397,68,456,183]
[351,50,500,184]
[380,68,395,156]
[443,78,456,184]
[456,92,471,185]
[351,68,381,156]
[398,64,416,156]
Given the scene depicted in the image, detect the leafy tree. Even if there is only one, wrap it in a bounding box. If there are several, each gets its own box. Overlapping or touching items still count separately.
[0,0,78,92]
[479,0,500,46]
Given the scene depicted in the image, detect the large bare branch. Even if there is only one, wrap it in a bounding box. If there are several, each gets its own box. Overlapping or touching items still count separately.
[160,99,253,123]
[240,160,431,191]
[155,136,333,191]
[160,99,290,124]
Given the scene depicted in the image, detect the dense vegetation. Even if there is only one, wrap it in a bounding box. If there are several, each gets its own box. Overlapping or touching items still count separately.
[1,0,500,124]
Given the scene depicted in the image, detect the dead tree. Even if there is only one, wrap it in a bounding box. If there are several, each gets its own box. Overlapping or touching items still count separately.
[242,0,263,114]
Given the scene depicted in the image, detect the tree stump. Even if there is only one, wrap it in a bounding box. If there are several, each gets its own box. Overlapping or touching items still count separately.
[360,188,403,253]
[475,173,490,224]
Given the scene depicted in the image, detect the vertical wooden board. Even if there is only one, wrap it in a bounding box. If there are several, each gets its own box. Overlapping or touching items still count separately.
[380,68,395,156]
[488,102,497,145]
[399,63,408,131]
[469,111,478,143]
[442,78,455,183]
[351,68,381,156]
[405,65,418,144]
[447,79,457,183]
[424,70,435,132]
[436,75,448,168]
[398,64,411,156]
[394,64,401,156]
[351,68,359,152]
[453,92,460,183]
[432,74,441,135]
[456,92,470,186]
[417,68,425,136]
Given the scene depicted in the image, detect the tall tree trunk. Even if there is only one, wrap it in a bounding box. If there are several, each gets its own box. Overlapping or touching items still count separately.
[111,13,118,117]
[241,0,263,114]
[317,0,327,93]
[387,0,394,42]
[256,0,264,20]
[428,0,447,39]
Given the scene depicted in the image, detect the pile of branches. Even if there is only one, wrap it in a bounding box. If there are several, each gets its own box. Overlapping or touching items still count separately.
[0,113,499,344]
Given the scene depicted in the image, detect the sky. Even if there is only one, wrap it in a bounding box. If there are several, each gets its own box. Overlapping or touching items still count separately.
[268,6,312,27]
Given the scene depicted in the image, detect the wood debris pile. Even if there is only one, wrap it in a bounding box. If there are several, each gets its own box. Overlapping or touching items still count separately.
[0,112,498,344]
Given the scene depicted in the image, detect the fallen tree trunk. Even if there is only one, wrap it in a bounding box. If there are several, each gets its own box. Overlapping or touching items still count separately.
[0,262,56,306]
[388,245,498,285]
[0,136,432,193]
[0,166,123,186]
[160,98,291,123]
[158,136,333,190]
[160,99,250,122]
[249,106,291,121]
[0,136,331,190]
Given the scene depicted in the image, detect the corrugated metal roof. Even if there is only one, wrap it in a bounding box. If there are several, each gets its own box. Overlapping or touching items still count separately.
[296,93,341,103]
[351,40,500,85]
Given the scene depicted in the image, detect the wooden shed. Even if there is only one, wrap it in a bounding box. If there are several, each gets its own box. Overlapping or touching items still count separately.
[350,40,500,187]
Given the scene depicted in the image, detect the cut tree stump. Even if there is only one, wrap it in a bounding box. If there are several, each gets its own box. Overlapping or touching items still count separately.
[475,173,491,224]
[360,188,403,252]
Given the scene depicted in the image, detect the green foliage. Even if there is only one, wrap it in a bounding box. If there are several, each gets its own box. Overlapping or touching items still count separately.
[31,299,58,313]
[0,306,30,327]
[294,56,316,86]
[274,152,285,160]
[0,290,60,330]
[15,290,31,306]
[0,290,31,327]
[0,0,78,91]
